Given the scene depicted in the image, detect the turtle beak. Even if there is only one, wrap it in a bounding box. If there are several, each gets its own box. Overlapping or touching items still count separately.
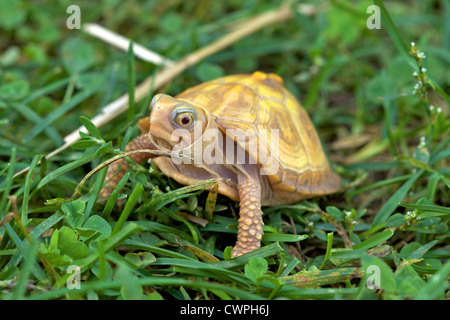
[148,123,179,150]
[149,94,180,150]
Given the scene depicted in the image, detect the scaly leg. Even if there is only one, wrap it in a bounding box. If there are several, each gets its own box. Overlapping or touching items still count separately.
[100,134,155,198]
[231,174,264,258]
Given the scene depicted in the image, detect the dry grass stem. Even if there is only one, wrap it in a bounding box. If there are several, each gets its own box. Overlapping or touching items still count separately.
[84,23,174,66]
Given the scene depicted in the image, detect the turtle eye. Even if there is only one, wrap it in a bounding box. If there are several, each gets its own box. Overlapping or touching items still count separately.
[171,105,197,129]
[176,112,194,127]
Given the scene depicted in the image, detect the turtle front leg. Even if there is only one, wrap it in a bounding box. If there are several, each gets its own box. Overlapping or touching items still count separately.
[231,174,264,258]
[100,134,155,198]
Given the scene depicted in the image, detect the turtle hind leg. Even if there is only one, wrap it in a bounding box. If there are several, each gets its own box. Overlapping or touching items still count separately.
[100,134,155,198]
[231,174,264,258]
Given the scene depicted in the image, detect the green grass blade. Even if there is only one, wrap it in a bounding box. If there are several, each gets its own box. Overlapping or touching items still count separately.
[280,257,300,277]
[374,0,415,69]
[101,172,130,220]
[76,222,143,270]
[23,84,102,142]
[370,170,423,230]
[400,156,450,189]
[161,207,199,244]
[375,0,449,103]
[153,258,249,284]
[10,240,39,300]
[211,242,284,270]
[29,276,264,300]
[83,166,108,220]
[415,260,450,300]
[0,163,10,177]
[144,179,221,211]
[399,203,450,215]
[353,229,394,251]
[409,240,439,260]
[21,155,41,224]
[0,147,16,216]
[283,267,363,288]
[79,116,103,140]
[34,153,97,192]
[110,183,143,237]
[3,223,47,282]
[348,174,412,198]
[29,212,64,239]
[10,102,63,145]
[276,285,358,299]
[129,220,194,243]
[5,212,64,272]
[320,232,334,270]
[22,78,71,104]
[262,233,308,242]
[121,239,195,260]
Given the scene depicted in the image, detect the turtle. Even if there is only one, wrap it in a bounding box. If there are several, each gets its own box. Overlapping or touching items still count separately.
[100,71,341,257]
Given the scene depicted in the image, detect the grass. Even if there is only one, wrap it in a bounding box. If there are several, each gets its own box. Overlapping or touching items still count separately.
[0,0,449,300]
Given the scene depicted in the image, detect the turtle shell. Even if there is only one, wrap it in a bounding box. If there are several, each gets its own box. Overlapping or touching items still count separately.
[172,71,341,205]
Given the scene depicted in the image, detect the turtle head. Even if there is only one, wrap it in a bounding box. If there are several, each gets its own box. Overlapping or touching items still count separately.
[148,94,209,151]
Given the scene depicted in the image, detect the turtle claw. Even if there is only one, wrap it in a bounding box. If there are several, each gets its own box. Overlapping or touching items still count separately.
[231,234,262,258]
[231,247,249,258]
[231,248,242,258]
